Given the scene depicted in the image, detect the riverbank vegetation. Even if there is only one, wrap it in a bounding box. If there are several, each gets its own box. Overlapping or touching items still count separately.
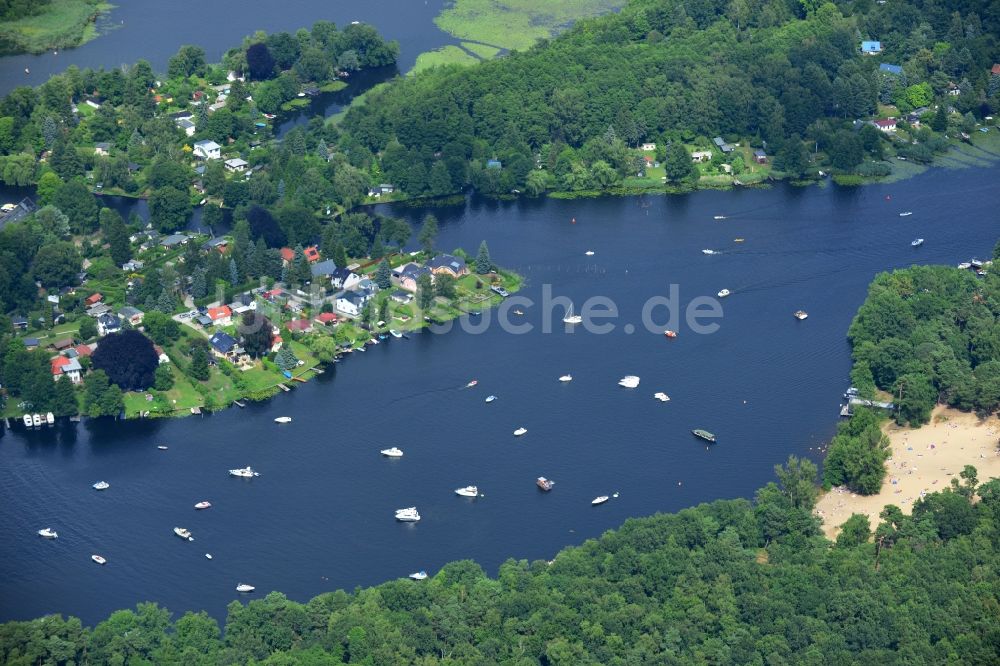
[343,0,1000,200]
[0,0,112,55]
[3,456,1000,663]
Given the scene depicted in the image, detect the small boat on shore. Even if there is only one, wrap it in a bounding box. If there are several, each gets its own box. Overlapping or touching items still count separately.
[664,330,677,338]
[794,310,809,320]
[958,262,972,269]
[619,375,640,388]
[22,414,31,427]
[194,501,212,510]
[717,289,731,298]
[911,238,924,247]
[274,416,292,424]
[455,486,479,497]
[174,527,193,540]
[654,392,670,402]
[692,429,716,443]
[409,571,428,580]
[592,496,609,506]
[536,477,555,492]
[91,555,106,565]
[93,481,110,491]
[485,395,497,403]
[513,427,527,436]
[381,447,403,457]
[236,583,255,593]
[395,507,421,522]
[559,374,572,382]
[229,466,259,478]
[389,329,403,338]
[38,528,58,539]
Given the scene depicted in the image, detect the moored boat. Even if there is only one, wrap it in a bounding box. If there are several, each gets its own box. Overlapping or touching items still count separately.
[91,555,106,565]
[32,413,42,426]
[717,288,731,298]
[380,447,404,457]
[395,507,421,522]
[455,486,479,497]
[664,330,677,338]
[389,329,403,338]
[654,392,670,402]
[229,466,259,477]
[236,583,255,593]
[173,527,193,540]
[794,310,809,320]
[562,305,582,324]
[592,496,609,506]
[513,427,528,436]
[92,481,110,491]
[22,414,31,427]
[194,501,212,510]
[37,528,58,539]
[409,571,428,580]
[274,416,292,424]
[618,375,640,388]
[536,477,555,491]
[46,412,54,424]
[692,429,717,443]
[559,374,572,382]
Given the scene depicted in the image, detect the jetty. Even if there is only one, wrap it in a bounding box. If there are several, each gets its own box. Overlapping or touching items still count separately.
[277,383,291,392]
[233,400,246,408]
[190,407,202,415]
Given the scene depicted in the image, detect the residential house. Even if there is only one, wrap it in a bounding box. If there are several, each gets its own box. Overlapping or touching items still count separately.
[208,330,246,363]
[311,259,338,281]
[270,334,283,353]
[51,356,83,384]
[85,293,103,307]
[369,183,394,196]
[86,303,111,318]
[153,345,170,364]
[314,312,338,327]
[428,254,469,278]
[879,63,902,75]
[119,306,144,326]
[207,305,232,326]
[97,313,122,336]
[193,140,221,160]
[356,278,378,300]
[160,233,189,248]
[691,150,713,163]
[303,246,320,262]
[391,290,413,304]
[228,293,256,316]
[335,292,367,317]
[394,262,431,292]
[861,41,882,55]
[992,64,1000,76]
[176,118,196,136]
[331,267,362,291]
[122,259,144,272]
[74,343,94,358]
[753,149,767,164]
[873,118,897,133]
[224,158,248,173]
[52,338,75,352]
[486,159,502,169]
[202,237,228,253]
[195,313,213,327]
[23,338,39,350]
[12,315,27,331]
[94,142,111,157]
[640,142,657,151]
[712,137,734,153]
[947,82,960,96]
[286,319,313,334]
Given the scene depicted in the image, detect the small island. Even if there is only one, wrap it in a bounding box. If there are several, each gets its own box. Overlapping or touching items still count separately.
[0,0,113,55]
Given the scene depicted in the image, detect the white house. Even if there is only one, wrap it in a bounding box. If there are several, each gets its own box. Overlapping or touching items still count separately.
[224,158,248,173]
[176,118,196,136]
[691,150,713,163]
[335,293,366,317]
[193,140,221,160]
[641,142,657,151]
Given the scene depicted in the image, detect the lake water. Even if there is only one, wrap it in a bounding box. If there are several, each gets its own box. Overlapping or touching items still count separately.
[2,163,998,625]
[0,0,451,96]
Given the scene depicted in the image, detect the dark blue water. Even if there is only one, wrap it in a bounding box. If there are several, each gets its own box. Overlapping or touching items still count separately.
[1,165,998,626]
[0,0,451,97]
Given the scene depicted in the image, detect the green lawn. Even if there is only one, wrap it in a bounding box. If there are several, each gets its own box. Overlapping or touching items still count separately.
[0,1,113,55]
[411,46,479,74]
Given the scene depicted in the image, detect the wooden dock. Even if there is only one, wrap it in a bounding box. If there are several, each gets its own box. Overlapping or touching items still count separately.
[233,400,246,408]
[277,383,291,392]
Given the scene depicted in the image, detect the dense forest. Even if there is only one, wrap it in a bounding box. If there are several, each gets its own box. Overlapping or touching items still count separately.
[3,456,1000,664]
[342,0,1000,195]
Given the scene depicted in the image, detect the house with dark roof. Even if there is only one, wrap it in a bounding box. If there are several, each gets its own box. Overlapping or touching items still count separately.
[160,233,189,248]
[753,149,767,164]
[12,315,27,331]
[391,290,413,304]
[23,338,39,349]
[331,267,362,291]
[712,137,734,153]
[336,292,368,317]
[428,254,469,278]
[208,330,245,362]
[119,306,144,326]
[311,259,338,279]
[97,313,122,336]
[394,262,431,292]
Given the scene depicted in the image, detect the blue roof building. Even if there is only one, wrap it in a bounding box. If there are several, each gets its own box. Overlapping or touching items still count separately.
[861,41,882,54]
[879,63,902,75]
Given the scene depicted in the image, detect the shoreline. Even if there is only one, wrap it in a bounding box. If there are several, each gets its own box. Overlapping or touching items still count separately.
[0,1,114,56]
[816,406,1000,540]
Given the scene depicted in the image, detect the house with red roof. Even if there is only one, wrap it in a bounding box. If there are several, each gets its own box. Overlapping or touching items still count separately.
[286,319,313,333]
[280,246,321,265]
[51,355,83,384]
[314,312,338,326]
[873,118,897,133]
[84,293,103,306]
[207,305,232,326]
[271,334,283,353]
[992,64,1000,76]
[74,343,94,357]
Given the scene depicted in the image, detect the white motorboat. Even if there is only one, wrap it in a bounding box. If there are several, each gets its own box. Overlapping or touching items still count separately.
[236,583,255,593]
[899,211,913,217]
[274,416,292,424]
[713,215,726,220]
[485,395,497,403]
[37,528,58,539]
[794,310,809,320]
[455,486,479,497]
[409,571,428,580]
[381,447,404,457]
[395,507,421,522]
[22,414,31,427]
[559,374,572,382]
[92,481,110,491]
[91,555,106,565]
[717,289,731,298]
[618,375,640,388]
[536,477,555,491]
[584,250,595,256]
[958,262,972,269]
[205,553,213,560]
[562,305,582,325]
[701,249,717,255]
[389,329,403,338]
[592,496,610,506]
[157,445,169,450]
[229,466,259,478]
[612,492,620,498]
[46,412,54,424]
[911,238,924,247]
[194,501,212,510]
[513,427,528,436]
[32,413,42,427]
[654,392,670,402]
[174,527,193,540]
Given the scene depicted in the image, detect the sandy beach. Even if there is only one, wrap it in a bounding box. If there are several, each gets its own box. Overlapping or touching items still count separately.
[816,406,1000,540]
